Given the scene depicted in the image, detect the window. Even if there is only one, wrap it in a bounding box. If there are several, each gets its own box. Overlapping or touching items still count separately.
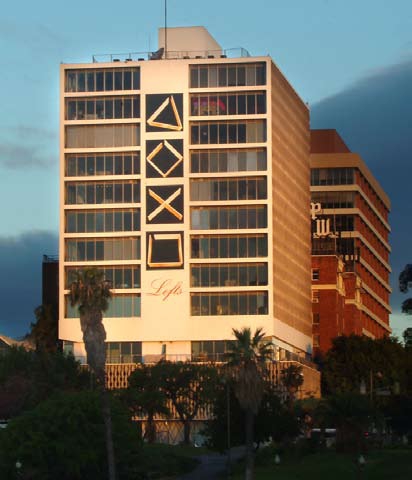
[66,96,140,120]
[189,63,266,88]
[191,291,268,316]
[312,269,320,281]
[65,209,140,233]
[191,148,266,173]
[191,340,231,362]
[311,191,355,209]
[65,153,140,177]
[65,182,140,205]
[65,237,140,261]
[65,68,140,92]
[313,334,320,348]
[312,290,320,303]
[190,92,266,116]
[313,313,320,324]
[311,168,354,186]
[66,295,141,318]
[191,263,267,287]
[191,120,266,145]
[66,266,141,289]
[106,342,142,364]
[191,206,267,229]
[191,177,267,201]
[66,124,140,148]
[191,234,267,258]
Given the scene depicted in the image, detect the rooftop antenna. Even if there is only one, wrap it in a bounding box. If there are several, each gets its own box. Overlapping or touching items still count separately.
[164,0,168,59]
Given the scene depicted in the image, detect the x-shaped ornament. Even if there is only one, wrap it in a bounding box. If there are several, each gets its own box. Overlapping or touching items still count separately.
[147,187,183,222]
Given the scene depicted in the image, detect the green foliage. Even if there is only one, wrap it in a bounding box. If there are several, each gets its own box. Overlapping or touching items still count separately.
[399,264,412,314]
[124,363,171,443]
[322,335,406,396]
[204,382,299,451]
[0,347,89,419]
[320,393,373,453]
[226,327,272,413]
[0,391,142,480]
[155,361,218,444]
[30,304,59,353]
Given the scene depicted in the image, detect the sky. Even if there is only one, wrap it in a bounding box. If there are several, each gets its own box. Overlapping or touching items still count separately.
[0,0,411,337]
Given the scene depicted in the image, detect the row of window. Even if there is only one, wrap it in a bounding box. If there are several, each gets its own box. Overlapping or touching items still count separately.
[190,92,266,116]
[66,295,141,318]
[66,125,140,148]
[189,63,266,88]
[191,148,266,173]
[191,263,268,287]
[66,237,140,262]
[311,191,355,209]
[66,96,140,120]
[66,209,140,233]
[66,181,140,205]
[191,234,267,259]
[66,153,140,177]
[191,291,268,316]
[311,168,354,186]
[106,342,142,364]
[190,177,267,201]
[191,120,266,144]
[66,266,141,289]
[191,340,231,362]
[65,68,140,92]
[191,206,267,230]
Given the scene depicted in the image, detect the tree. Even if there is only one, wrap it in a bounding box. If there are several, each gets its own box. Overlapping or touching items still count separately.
[226,327,272,480]
[322,335,405,396]
[0,391,142,480]
[0,346,89,419]
[126,363,170,443]
[205,381,299,452]
[399,264,412,313]
[69,268,116,480]
[30,304,59,353]
[321,393,373,453]
[156,361,217,444]
[281,364,304,410]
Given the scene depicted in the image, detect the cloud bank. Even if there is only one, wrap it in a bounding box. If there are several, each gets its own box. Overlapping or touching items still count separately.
[311,58,412,325]
[0,231,58,338]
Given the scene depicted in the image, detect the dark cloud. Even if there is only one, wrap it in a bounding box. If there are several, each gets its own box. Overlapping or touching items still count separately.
[0,231,58,338]
[311,59,412,323]
[0,143,54,169]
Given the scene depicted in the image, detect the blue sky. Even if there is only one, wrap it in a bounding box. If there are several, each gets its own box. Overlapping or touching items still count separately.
[1,0,411,337]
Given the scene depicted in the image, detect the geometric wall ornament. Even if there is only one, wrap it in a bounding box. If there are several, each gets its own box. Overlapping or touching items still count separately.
[147,232,184,269]
[146,94,183,132]
[146,185,184,224]
[146,139,183,178]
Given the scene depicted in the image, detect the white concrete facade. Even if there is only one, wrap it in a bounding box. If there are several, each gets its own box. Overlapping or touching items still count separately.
[59,28,312,364]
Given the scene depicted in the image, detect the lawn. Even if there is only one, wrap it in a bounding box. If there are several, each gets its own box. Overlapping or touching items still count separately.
[229,447,412,480]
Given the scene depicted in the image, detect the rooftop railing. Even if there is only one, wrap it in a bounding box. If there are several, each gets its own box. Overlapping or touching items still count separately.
[91,47,251,63]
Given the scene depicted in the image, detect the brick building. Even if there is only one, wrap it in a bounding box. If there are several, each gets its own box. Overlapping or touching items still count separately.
[310,130,391,355]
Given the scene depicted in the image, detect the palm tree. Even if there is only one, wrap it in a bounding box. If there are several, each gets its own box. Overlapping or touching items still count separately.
[70,268,116,480]
[226,327,272,480]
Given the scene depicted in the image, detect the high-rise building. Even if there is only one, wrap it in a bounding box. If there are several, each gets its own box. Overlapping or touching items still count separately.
[310,129,391,354]
[59,27,313,366]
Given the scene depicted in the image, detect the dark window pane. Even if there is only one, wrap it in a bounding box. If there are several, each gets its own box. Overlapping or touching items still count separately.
[86,72,94,92]
[115,71,122,90]
[124,71,132,89]
[96,72,104,91]
[105,71,113,90]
